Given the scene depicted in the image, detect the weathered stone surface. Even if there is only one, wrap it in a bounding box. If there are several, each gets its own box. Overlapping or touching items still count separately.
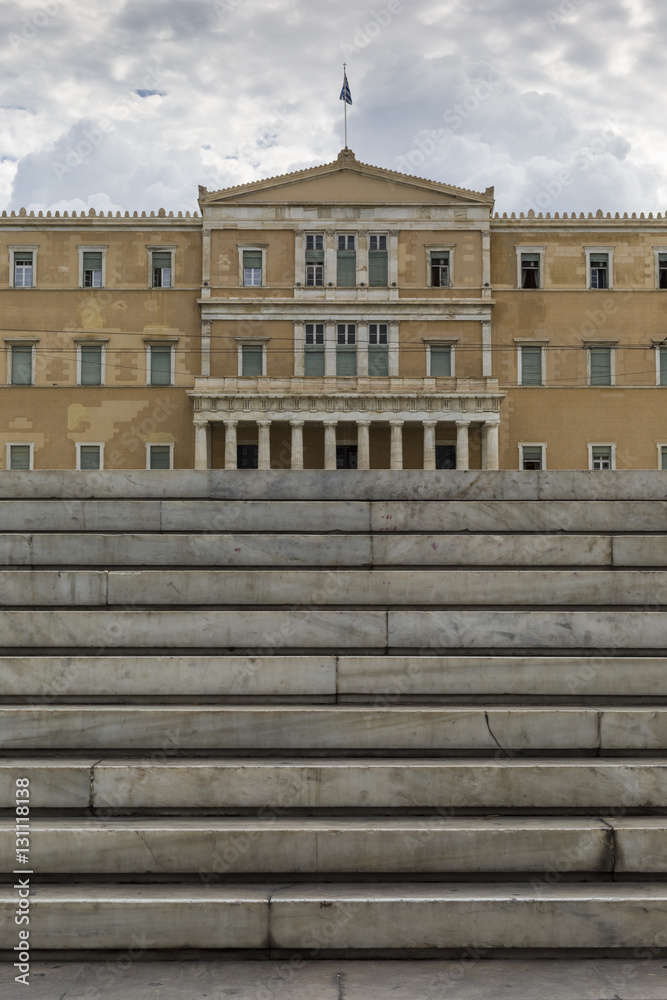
[104,569,667,607]
[0,471,210,499]
[0,571,107,606]
[0,706,599,750]
[372,534,612,567]
[0,759,92,809]
[337,655,667,696]
[160,500,370,533]
[0,500,161,531]
[269,883,667,950]
[0,817,610,874]
[372,500,667,533]
[538,470,667,501]
[601,709,667,750]
[0,655,336,697]
[0,884,269,950]
[0,610,385,648]
[93,759,667,810]
[613,818,667,873]
[388,610,667,649]
[613,535,667,567]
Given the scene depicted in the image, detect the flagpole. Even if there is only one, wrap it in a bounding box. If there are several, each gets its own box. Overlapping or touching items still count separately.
[343,63,348,148]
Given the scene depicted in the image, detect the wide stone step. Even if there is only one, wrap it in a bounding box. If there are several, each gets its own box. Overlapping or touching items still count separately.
[4,655,665,698]
[2,569,667,607]
[1,883,666,951]
[5,757,667,810]
[2,610,667,650]
[3,705,667,750]
[0,816,634,874]
[9,532,662,568]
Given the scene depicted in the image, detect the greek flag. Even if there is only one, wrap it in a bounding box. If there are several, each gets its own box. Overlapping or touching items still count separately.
[340,71,352,105]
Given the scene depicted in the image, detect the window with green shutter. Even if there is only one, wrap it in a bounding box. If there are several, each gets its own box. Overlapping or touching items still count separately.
[589,346,612,385]
[591,445,612,470]
[80,345,103,386]
[9,444,31,470]
[430,345,451,377]
[660,347,667,386]
[150,346,172,386]
[241,344,263,376]
[336,349,357,376]
[11,345,32,385]
[522,446,543,470]
[337,234,356,286]
[520,346,543,385]
[369,233,388,286]
[368,346,388,376]
[661,446,667,470]
[305,348,325,375]
[149,445,171,470]
[83,252,103,288]
[152,251,172,288]
[242,250,262,286]
[79,445,101,470]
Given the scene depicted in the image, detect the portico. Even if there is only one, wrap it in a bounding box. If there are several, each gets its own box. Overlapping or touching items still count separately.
[190,376,504,470]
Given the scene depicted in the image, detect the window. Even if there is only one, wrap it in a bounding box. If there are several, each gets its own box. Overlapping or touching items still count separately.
[429,345,452,377]
[237,444,258,469]
[304,323,325,376]
[147,444,173,470]
[521,445,544,470]
[520,253,540,289]
[585,248,613,290]
[589,444,614,471]
[336,445,358,469]
[369,233,388,286]
[10,344,33,385]
[368,323,388,376]
[659,346,667,386]
[305,233,324,286]
[80,250,105,288]
[151,250,172,288]
[430,251,450,288]
[13,251,34,288]
[242,250,263,286]
[7,444,32,470]
[659,254,667,290]
[519,345,543,386]
[77,444,103,470]
[336,323,356,376]
[588,346,613,386]
[661,445,667,470]
[337,234,356,287]
[149,345,173,386]
[241,344,264,376]
[78,344,104,386]
[435,445,456,470]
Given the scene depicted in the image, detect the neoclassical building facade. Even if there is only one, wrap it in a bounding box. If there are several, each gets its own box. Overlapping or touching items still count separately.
[1,149,666,471]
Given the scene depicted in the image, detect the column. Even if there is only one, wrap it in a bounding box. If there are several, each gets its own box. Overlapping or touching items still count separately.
[483,421,500,470]
[325,230,337,286]
[194,421,211,470]
[224,419,238,470]
[200,320,211,377]
[390,419,404,471]
[290,420,304,470]
[423,420,437,471]
[257,420,271,470]
[388,321,400,376]
[357,420,371,470]
[357,322,369,376]
[325,321,336,376]
[323,420,337,470]
[482,320,492,377]
[456,420,470,471]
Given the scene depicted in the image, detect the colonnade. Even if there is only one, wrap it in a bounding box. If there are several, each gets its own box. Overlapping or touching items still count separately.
[194,418,500,470]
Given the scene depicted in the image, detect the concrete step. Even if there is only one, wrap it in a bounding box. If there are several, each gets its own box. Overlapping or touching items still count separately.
[3,568,667,607]
[0,816,627,874]
[2,469,666,502]
[5,757,667,811]
[2,610,667,650]
[9,532,663,568]
[4,655,665,698]
[2,882,666,951]
[3,705,667,750]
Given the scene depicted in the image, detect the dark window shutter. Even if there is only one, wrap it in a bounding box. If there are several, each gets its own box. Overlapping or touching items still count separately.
[430,346,451,377]
[305,249,324,263]
[304,348,325,376]
[590,347,611,385]
[9,445,31,470]
[660,348,667,386]
[80,345,103,386]
[241,345,263,376]
[368,346,388,376]
[150,346,172,385]
[521,346,542,385]
[11,346,32,385]
[337,251,356,286]
[149,446,171,470]
[243,251,262,269]
[79,445,101,470]
[368,250,388,286]
[336,348,357,376]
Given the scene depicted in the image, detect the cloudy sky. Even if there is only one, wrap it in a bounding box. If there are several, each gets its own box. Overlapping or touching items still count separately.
[1,0,665,216]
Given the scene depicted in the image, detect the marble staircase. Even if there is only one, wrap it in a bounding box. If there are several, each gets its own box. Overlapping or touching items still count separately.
[1,470,666,957]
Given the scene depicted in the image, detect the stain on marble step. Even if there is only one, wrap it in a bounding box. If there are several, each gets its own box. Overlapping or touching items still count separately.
[2,883,667,952]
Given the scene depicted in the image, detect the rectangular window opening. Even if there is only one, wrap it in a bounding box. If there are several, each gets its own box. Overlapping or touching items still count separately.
[148,445,172,470]
[241,344,263,376]
[659,255,667,289]
[369,233,388,286]
[9,444,31,470]
[591,445,612,471]
[660,346,667,386]
[521,253,540,289]
[242,250,262,286]
[11,345,32,385]
[83,251,103,288]
[520,345,543,386]
[431,253,450,287]
[149,345,172,386]
[589,253,609,289]
[14,252,33,288]
[522,445,543,471]
[430,345,452,377]
[589,346,612,385]
[152,251,172,288]
[79,445,101,470]
[80,345,103,386]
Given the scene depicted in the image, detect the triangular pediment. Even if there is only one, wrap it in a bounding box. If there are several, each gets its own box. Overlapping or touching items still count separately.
[199,149,494,208]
